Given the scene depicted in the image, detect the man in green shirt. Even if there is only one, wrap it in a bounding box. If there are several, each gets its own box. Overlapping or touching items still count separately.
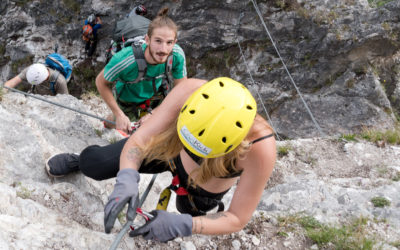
[96,7,187,134]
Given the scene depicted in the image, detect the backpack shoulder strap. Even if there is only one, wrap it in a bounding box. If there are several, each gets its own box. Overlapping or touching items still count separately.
[131,43,147,84]
[165,54,173,80]
[48,69,60,95]
[162,54,174,95]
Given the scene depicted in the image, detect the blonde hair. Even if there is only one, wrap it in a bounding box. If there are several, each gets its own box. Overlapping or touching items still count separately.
[147,7,178,39]
[140,119,251,185]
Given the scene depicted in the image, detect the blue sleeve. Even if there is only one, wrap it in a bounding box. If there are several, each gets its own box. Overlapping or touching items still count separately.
[93,24,102,30]
[84,20,88,25]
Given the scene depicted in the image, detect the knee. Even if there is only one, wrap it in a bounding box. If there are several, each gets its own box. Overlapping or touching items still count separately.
[79,145,104,181]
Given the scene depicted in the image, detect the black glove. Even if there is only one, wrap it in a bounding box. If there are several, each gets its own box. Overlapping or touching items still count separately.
[104,168,140,233]
[129,210,192,242]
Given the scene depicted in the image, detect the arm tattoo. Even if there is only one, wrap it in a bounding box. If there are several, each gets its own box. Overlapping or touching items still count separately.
[127,148,143,166]
[205,212,228,220]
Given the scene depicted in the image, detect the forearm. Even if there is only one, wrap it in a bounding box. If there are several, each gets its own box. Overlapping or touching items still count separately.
[120,136,143,171]
[192,211,245,235]
[96,70,123,117]
[4,76,22,88]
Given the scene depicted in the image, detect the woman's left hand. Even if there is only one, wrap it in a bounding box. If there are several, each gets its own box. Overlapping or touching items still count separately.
[129,210,192,242]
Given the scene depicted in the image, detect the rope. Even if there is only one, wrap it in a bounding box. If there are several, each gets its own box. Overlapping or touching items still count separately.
[236,13,282,141]
[249,0,326,137]
[109,174,158,250]
[3,86,115,125]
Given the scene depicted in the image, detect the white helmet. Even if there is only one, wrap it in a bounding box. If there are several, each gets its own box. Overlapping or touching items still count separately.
[26,64,49,85]
[87,14,96,24]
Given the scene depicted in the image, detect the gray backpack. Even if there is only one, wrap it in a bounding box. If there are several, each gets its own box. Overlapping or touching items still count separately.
[112,14,150,42]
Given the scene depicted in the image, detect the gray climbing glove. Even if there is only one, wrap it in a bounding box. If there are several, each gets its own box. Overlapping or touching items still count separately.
[104,168,140,233]
[129,210,192,242]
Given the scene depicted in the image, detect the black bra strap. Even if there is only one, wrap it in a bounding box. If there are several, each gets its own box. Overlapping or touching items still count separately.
[250,134,274,144]
[183,147,203,165]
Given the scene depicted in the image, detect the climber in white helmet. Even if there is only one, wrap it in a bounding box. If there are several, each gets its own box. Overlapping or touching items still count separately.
[3,63,69,95]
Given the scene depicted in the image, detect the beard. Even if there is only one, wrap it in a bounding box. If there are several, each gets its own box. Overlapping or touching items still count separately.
[148,45,170,64]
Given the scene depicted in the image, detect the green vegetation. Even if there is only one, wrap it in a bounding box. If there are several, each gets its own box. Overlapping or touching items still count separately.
[117,211,126,224]
[371,196,391,207]
[345,78,355,88]
[327,10,339,24]
[70,61,104,98]
[94,128,103,137]
[185,57,195,77]
[282,215,375,249]
[368,0,395,8]
[301,53,318,69]
[299,217,374,249]
[340,134,357,142]
[0,44,5,56]
[16,186,32,199]
[62,0,81,13]
[340,127,400,145]
[277,145,291,157]
[11,55,34,74]
[73,66,97,87]
[306,218,374,249]
[277,231,288,237]
[13,0,33,7]
[199,48,236,77]
[392,173,400,182]
[109,137,119,144]
[0,87,3,102]
[381,22,391,31]
[361,128,400,145]
[298,216,322,230]
[0,43,10,66]
[354,64,369,76]
[203,52,227,72]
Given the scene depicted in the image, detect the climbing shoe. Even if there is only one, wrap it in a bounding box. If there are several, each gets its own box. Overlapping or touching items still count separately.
[45,153,80,177]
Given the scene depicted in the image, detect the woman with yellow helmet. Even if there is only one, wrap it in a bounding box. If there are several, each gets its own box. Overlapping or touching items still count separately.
[46,77,276,242]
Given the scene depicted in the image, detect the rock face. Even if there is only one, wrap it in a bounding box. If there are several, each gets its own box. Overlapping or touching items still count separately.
[1,0,400,138]
[0,91,399,249]
[1,0,400,249]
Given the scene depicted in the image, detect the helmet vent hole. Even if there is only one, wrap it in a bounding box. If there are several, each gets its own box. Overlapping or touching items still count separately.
[247,105,253,110]
[202,93,209,99]
[225,145,233,153]
[189,110,195,114]
[219,81,224,87]
[236,121,242,128]
[198,129,205,137]
[222,137,227,143]
[181,105,187,113]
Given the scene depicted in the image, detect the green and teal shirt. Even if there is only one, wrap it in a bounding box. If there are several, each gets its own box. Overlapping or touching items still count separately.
[104,43,187,103]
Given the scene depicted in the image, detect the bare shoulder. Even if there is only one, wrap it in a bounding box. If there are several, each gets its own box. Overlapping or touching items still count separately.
[247,114,275,142]
[238,114,276,172]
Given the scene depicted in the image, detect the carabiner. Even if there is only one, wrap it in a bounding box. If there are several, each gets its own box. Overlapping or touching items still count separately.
[129,208,154,231]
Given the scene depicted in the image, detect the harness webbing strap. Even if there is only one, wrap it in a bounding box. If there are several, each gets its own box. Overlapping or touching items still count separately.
[131,44,147,84]
[49,70,60,95]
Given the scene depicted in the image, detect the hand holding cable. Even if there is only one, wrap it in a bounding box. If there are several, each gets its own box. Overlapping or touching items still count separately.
[115,113,132,134]
[104,168,140,233]
[129,210,192,242]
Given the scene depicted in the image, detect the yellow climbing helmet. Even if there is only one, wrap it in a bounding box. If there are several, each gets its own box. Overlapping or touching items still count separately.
[177,77,257,158]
